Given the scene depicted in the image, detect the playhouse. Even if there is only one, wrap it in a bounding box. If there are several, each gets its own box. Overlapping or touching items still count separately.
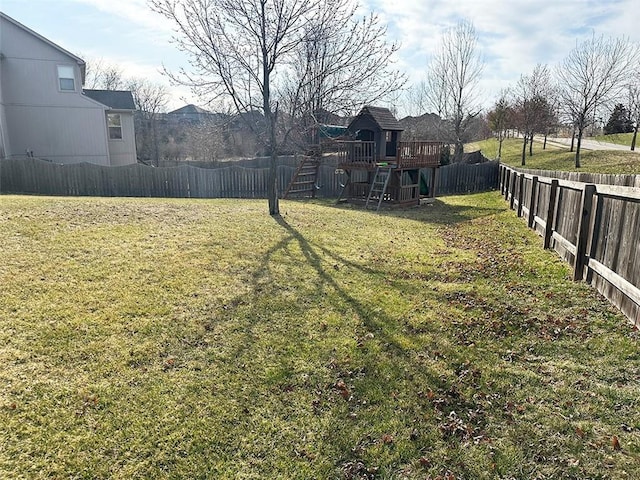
[336,106,442,209]
[283,106,443,210]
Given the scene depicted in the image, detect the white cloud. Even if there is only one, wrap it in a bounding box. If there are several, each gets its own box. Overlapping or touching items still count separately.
[9,0,639,112]
[68,0,174,37]
[362,0,640,108]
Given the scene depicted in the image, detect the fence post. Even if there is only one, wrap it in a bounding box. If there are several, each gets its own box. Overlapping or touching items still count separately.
[585,193,604,284]
[528,176,538,228]
[573,184,596,281]
[544,179,559,249]
[509,172,517,210]
[431,167,438,198]
[517,173,525,217]
[504,168,510,200]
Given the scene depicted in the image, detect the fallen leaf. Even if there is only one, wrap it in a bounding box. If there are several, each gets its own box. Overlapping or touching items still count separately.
[335,379,350,400]
[611,435,621,451]
[575,427,585,438]
[381,434,394,444]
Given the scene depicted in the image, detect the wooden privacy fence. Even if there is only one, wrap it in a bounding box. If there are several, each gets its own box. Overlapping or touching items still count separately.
[0,157,499,199]
[0,157,332,199]
[500,164,640,325]
[428,161,499,196]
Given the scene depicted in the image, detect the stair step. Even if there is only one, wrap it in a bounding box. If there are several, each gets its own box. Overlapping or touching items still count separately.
[288,189,314,194]
[283,158,321,199]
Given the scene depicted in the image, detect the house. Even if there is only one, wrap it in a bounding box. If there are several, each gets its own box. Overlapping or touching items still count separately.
[0,12,137,166]
[167,104,213,124]
[83,89,137,166]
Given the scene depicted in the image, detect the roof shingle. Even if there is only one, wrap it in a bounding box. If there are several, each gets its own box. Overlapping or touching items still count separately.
[83,90,136,110]
[359,106,402,131]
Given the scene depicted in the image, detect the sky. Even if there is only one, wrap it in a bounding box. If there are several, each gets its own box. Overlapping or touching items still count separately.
[2,0,639,115]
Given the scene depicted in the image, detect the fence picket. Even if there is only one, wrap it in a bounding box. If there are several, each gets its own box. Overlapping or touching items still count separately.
[500,164,640,326]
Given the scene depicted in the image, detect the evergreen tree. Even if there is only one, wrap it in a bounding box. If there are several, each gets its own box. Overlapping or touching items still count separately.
[604,103,634,134]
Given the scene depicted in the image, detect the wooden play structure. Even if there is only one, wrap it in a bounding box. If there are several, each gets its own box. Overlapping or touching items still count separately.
[283,106,443,210]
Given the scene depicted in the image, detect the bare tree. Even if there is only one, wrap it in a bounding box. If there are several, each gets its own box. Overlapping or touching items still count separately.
[423,20,484,162]
[185,118,226,163]
[150,0,403,214]
[513,65,556,165]
[281,0,405,147]
[557,34,639,167]
[400,81,428,118]
[126,79,169,166]
[151,0,325,214]
[84,58,126,90]
[628,70,640,151]
[487,89,513,159]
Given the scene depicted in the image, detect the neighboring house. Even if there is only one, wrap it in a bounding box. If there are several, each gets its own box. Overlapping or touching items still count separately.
[167,104,214,124]
[0,12,136,165]
[83,89,137,166]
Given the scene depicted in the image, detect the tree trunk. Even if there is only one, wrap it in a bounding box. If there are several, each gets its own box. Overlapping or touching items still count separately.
[632,124,638,151]
[261,1,279,216]
[570,128,575,152]
[454,141,464,163]
[152,118,159,167]
[521,135,527,166]
[575,127,583,168]
[268,152,279,214]
[498,136,503,159]
[543,131,548,150]
[528,132,534,156]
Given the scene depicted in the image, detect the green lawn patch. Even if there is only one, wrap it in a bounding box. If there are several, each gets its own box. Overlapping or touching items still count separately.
[468,137,640,175]
[1,194,638,479]
[593,132,636,148]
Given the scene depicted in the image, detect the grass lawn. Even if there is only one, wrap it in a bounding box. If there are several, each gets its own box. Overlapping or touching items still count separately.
[467,137,640,175]
[1,194,639,479]
[592,132,636,148]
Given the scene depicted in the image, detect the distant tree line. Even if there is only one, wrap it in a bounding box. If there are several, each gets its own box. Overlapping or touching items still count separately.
[479,33,640,166]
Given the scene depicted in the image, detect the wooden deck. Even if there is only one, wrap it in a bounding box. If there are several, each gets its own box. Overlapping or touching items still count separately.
[336,141,442,170]
[396,141,442,169]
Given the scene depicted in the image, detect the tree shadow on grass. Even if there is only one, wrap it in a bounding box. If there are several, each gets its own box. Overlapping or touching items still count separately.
[197,210,506,475]
[241,213,426,356]
[328,197,506,225]
[221,210,450,387]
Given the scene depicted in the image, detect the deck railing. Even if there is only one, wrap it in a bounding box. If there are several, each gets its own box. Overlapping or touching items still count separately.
[396,141,442,169]
[337,140,442,169]
[336,141,377,168]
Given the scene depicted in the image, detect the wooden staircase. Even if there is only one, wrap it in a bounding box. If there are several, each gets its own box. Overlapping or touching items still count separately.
[365,164,394,211]
[283,158,320,199]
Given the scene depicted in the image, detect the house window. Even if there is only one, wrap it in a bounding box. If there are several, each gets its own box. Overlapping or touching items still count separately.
[57,65,75,91]
[385,131,392,142]
[108,114,123,140]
